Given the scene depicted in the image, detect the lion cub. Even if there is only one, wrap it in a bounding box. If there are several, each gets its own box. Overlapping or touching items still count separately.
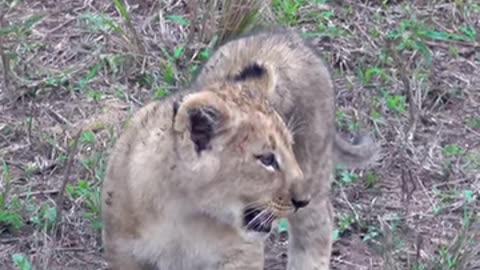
[195,28,379,270]
[101,71,310,268]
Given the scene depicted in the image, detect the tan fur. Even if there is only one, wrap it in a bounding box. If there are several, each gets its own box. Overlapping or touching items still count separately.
[195,28,379,270]
[101,77,310,269]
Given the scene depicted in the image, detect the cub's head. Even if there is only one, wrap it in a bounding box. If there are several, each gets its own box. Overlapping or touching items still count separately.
[172,81,310,240]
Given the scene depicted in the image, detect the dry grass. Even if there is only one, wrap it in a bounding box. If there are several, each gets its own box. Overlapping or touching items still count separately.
[0,0,479,269]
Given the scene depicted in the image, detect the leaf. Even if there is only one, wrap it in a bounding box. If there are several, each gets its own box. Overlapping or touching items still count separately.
[340,171,355,184]
[0,24,20,36]
[277,218,289,233]
[85,62,102,81]
[12,253,32,270]
[163,63,175,85]
[0,211,24,230]
[112,0,130,21]
[81,130,96,144]
[198,49,210,61]
[332,229,340,240]
[364,67,384,83]
[414,40,431,64]
[459,26,476,40]
[23,14,45,30]
[166,15,190,26]
[173,47,184,60]
[154,88,169,99]
[422,30,450,40]
[442,144,461,156]
[464,190,474,203]
[2,160,10,181]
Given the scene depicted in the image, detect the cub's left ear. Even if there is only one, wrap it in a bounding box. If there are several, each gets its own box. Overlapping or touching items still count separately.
[173,92,230,153]
[232,62,276,97]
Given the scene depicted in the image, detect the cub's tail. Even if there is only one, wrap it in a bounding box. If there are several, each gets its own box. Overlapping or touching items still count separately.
[333,133,381,169]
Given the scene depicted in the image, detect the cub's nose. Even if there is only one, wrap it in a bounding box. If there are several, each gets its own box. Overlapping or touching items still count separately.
[291,198,310,210]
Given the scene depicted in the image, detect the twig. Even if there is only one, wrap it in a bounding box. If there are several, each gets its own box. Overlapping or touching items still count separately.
[46,106,74,127]
[0,4,12,102]
[400,167,416,216]
[54,129,82,235]
[19,189,59,198]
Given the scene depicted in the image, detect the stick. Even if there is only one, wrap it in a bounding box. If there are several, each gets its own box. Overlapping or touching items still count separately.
[54,129,82,234]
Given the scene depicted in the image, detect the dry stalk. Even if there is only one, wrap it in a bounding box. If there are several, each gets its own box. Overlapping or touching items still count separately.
[0,4,12,102]
[387,39,419,142]
[54,129,82,235]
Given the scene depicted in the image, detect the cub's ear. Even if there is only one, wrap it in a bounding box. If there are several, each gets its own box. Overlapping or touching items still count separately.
[232,62,276,97]
[173,92,230,153]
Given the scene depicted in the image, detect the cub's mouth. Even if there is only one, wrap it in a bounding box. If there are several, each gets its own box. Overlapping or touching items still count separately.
[243,207,275,233]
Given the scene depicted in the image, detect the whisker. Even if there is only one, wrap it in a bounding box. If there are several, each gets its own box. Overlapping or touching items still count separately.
[259,212,274,228]
[247,209,268,229]
[243,200,266,209]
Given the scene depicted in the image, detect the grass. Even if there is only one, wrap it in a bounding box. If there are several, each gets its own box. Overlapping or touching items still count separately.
[0,0,479,269]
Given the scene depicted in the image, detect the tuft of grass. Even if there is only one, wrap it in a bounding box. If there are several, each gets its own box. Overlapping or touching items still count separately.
[217,0,268,43]
[112,0,144,54]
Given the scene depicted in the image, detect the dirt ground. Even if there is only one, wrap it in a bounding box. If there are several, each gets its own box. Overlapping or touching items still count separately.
[1,0,479,270]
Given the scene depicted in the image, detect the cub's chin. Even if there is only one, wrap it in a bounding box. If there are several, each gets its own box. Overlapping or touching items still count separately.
[239,207,277,242]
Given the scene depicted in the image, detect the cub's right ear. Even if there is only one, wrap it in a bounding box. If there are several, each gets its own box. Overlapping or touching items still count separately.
[173,92,230,153]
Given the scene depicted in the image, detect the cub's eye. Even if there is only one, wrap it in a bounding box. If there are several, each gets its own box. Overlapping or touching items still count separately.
[255,153,279,171]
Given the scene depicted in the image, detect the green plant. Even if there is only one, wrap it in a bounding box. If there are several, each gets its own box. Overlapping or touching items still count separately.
[66,180,102,230]
[153,87,169,99]
[163,62,176,85]
[166,15,190,26]
[0,162,24,231]
[0,14,45,38]
[385,94,407,114]
[80,130,96,145]
[12,253,33,270]
[79,12,122,33]
[364,171,379,188]
[332,213,356,239]
[29,203,57,231]
[272,0,308,25]
[339,170,357,184]
[442,144,463,157]
[77,62,102,92]
[464,117,480,129]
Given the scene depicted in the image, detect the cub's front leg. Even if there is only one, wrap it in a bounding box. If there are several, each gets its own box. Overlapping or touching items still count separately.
[221,240,264,270]
[287,197,334,270]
